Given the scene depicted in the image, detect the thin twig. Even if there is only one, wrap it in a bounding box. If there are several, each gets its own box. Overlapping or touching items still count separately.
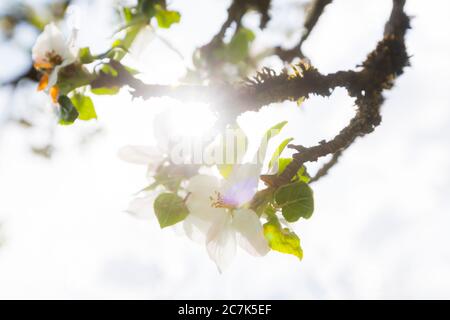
[309,149,342,183]
[275,0,333,62]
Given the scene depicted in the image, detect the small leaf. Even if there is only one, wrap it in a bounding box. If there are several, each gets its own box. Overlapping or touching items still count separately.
[275,181,314,222]
[154,5,181,29]
[277,158,310,183]
[101,64,118,77]
[265,121,288,140]
[297,165,311,183]
[71,93,97,121]
[218,164,233,179]
[91,87,120,95]
[296,96,305,107]
[154,193,189,228]
[27,11,46,31]
[268,137,293,170]
[123,7,134,23]
[79,47,95,64]
[263,218,303,260]
[227,28,255,63]
[140,0,156,18]
[58,95,79,125]
[153,169,182,192]
[252,189,274,217]
[112,24,143,60]
[255,120,288,163]
[124,65,140,75]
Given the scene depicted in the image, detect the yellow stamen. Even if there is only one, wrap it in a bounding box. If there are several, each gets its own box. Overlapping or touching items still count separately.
[34,61,53,70]
[37,73,49,91]
[49,86,60,104]
[210,191,235,210]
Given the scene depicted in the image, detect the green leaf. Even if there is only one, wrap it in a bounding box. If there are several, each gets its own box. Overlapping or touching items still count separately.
[297,165,311,183]
[218,164,233,179]
[79,47,95,64]
[154,5,181,29]
[276,158,310,183]
[153,168,182,192]
[112,24,143,60]
[263,218,303,260]
[252,189,275,217]
[227,28,255,64]
[277,158,292,175]
[265,121,288,140]
[139,0,156,18]
[58,95,79,125]
[275,181,314,222]
[101,64,118,77]
[154,193,189,228]
[124,65,140,75]
[57,66,95,96]
[254,120,288,163]
[268,137,293,170]
[91,87,120,95]
[123,7,134,23]
[71,93,97,121]
[296,96,305,107]
[27,10,46,31]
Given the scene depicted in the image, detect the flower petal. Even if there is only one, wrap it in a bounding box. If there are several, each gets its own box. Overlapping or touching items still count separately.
[183,214,212,243]
[186,193,226,221]
[32,23,77,69]
[117,145,164,167]
[221,163,260,207]
[47,67,59,90]
[206,213,236,272]
[125,194,156,219]
[232,208,270,257]
[185,175,225,223]
[33,24,61,59]
[186,174,220,195]
[184,176,229,242]
[32,23,57,61]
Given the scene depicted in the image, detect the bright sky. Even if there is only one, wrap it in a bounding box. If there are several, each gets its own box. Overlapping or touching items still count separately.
[0,0,450,299]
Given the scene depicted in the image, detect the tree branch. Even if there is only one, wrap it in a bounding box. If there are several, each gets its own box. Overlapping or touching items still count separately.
[275,0,333,62]
[270,0,410,187]
[89,0,410,190]
[309,149,342,183]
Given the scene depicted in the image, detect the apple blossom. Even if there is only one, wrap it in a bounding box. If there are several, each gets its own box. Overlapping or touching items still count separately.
[32,23,78,103]
[184,168,269,272]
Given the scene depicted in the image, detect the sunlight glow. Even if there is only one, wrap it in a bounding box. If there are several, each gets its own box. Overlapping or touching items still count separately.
[167,102,217,139]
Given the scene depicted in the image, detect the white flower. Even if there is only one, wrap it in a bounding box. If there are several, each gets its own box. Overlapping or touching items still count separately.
[183,121,289,271]
[120,115,286,270]
[118,145,166,175]
[32,23,78,102]
[118,108,196,172]
[118,144,165,218]
[184,165,270,272]
[118,109,200,217]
